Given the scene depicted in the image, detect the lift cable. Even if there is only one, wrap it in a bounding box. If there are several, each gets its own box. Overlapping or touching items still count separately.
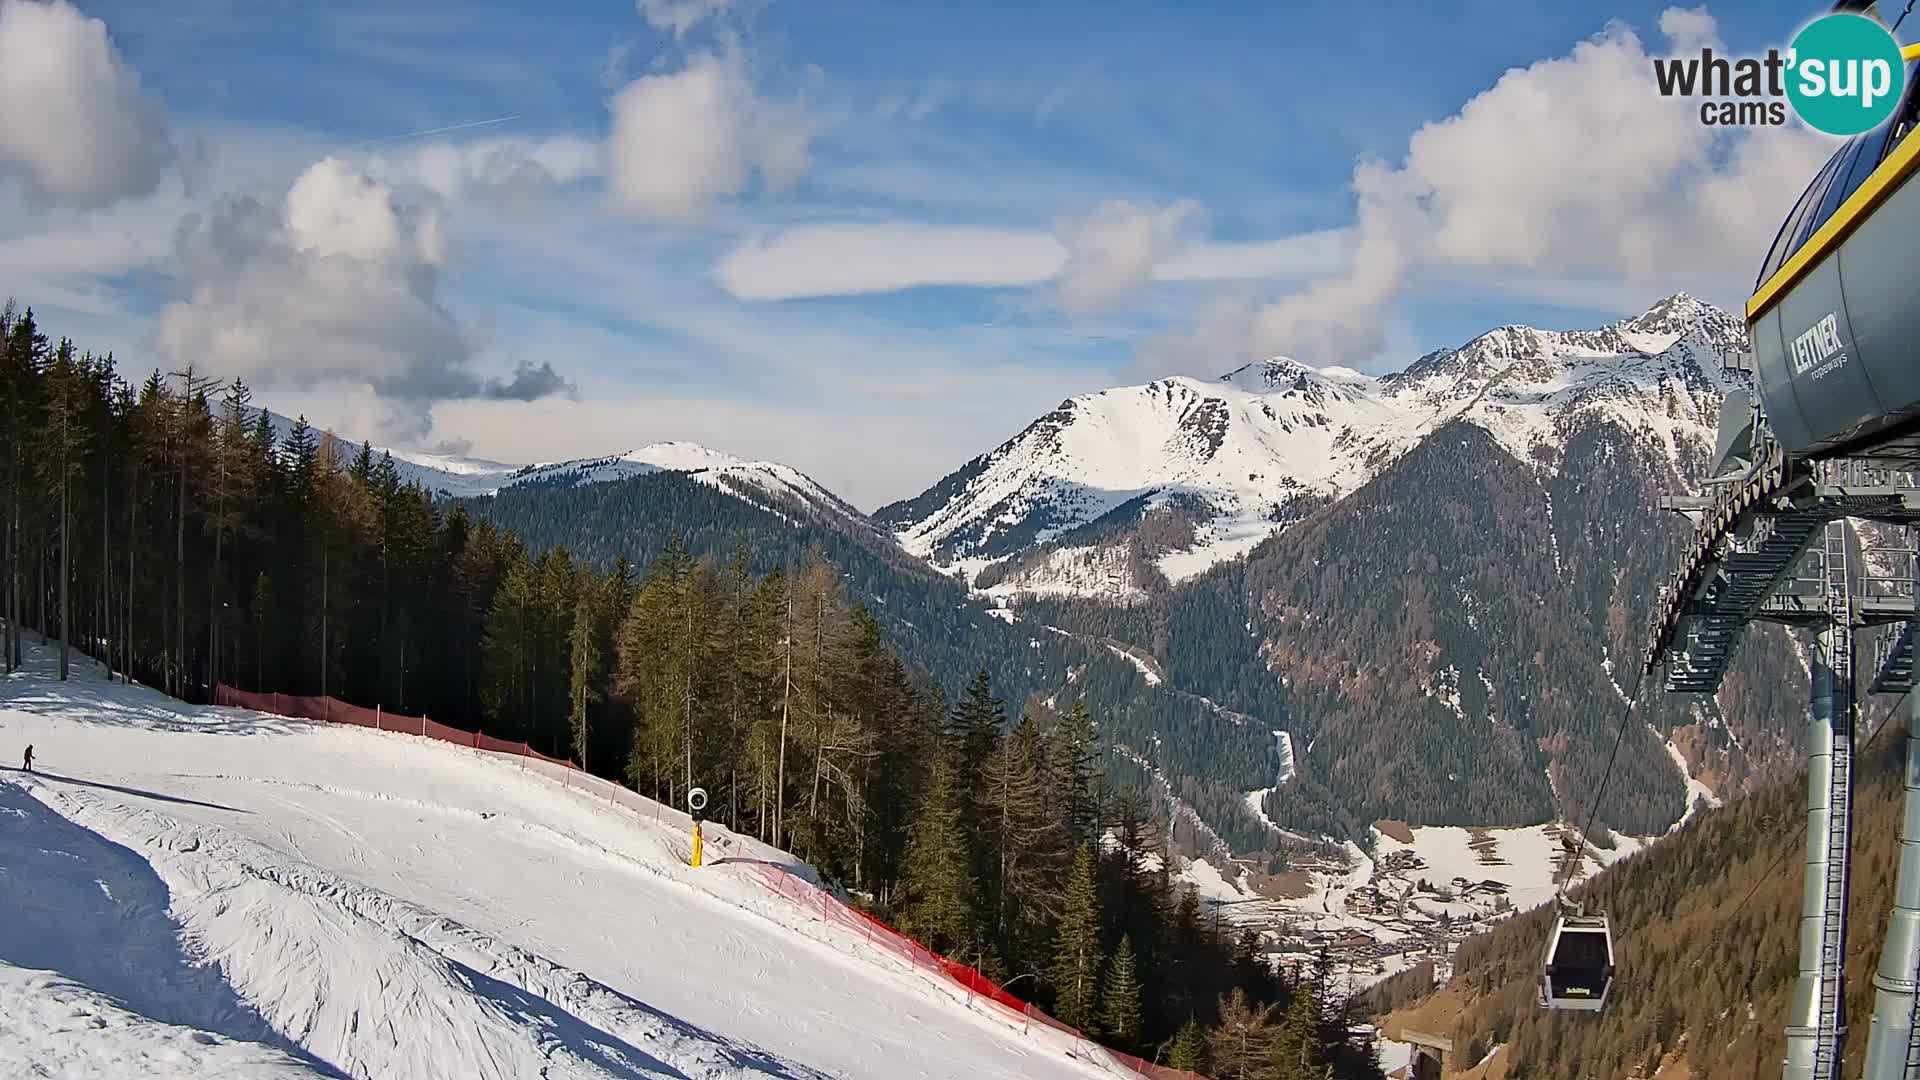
[1554,665,1650,903]
[1895,0,1917,33]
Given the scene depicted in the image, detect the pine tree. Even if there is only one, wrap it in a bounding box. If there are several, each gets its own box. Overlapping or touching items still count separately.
[1101,932,1142,1051]
[898,749,975,956]
[1051,842,1104,1031]
[1272,983,1324,1080]
[1169,1017,1210,1072]
[1050,699,1098,846]
[568,569,608,768]
[983,710,1067,965]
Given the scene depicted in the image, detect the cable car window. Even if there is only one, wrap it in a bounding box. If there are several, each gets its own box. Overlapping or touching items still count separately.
[1757,146,1846,288]
[1882,59,1920,155]
[1786,147,1849,255]
[1808,136,1870,238]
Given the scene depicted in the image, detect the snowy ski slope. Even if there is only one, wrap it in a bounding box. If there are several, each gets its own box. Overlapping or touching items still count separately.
[0,646,1114,1079]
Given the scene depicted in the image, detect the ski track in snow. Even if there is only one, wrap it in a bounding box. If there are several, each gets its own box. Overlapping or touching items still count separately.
[0,647,1114,1080]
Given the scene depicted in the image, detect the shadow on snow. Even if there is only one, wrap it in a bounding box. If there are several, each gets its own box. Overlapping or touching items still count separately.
[0,782,344,1076]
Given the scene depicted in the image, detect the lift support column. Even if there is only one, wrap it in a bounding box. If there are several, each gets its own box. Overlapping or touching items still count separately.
[1786,521,1856,1080]
[1862,593,1920,1077]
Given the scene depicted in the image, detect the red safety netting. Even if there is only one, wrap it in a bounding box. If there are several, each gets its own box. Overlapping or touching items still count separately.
[214,682,1202,1079]
[737,861,1207,1080]
[214,684,573,766]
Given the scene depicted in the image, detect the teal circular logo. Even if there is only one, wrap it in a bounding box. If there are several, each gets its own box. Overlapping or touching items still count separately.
[1787,13,1907,135]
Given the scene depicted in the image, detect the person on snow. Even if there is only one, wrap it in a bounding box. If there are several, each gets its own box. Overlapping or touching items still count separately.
[21,744,32,772]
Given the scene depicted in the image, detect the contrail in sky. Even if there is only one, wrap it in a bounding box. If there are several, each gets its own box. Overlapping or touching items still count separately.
[366,115,521,143]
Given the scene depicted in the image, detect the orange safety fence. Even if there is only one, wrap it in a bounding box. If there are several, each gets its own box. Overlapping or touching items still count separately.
[214,684,576,767]
[213,683,1202,1079]
[737,860,1207,1080]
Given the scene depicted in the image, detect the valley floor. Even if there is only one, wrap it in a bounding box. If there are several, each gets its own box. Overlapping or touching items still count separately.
[0,643,1111,1079]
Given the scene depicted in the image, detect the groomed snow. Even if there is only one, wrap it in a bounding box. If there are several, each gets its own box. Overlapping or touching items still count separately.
[0,646,1115,1080]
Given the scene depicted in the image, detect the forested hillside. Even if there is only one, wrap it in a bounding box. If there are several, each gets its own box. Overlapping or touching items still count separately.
[0,300,1398,1075]
[465,469,1294,853]
[1391,705,1911,1080]
[1027,412,1809,841]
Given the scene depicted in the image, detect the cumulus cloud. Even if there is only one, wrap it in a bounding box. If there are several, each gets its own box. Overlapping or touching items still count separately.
[383,136,601,210]
[155,157,573,443]
[0,0,175,208]
[605,50,812,221]
[1052,198,1203,314]
[1658,6,1720,53]
[638,0,733,39]
[1143,7,1832,373]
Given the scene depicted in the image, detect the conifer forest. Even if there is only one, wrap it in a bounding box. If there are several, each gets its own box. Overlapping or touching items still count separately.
[1,301,1386,1077]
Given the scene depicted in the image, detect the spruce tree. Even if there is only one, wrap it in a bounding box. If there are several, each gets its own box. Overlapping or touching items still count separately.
[1051,842,1104,1031]
[898,749,975,956]
[1101,932,1142,1051]
[983,710,1066,960]
[1169,1017,1209,1072]
[1272,983,1324,1080]
[1050,699,1098,846]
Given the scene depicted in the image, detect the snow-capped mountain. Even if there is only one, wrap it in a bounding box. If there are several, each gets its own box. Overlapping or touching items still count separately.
[252,409,861,526]
[878,293,1747,600]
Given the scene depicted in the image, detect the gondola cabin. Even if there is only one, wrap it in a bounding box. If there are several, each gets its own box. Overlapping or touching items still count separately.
[1537,911,1615,1012]
[1747,27,1920,459]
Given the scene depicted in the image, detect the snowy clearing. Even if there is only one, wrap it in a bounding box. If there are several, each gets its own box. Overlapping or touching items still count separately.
[0,646,1112,1080]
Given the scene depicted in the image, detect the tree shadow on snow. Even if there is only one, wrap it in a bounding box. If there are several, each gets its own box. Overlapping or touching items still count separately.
[451,961,826,1079]
[0,782,346,1077]
[9,769,253,814]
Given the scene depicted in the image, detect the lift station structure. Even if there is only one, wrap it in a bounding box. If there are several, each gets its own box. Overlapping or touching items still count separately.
[1643,21,1920,1074]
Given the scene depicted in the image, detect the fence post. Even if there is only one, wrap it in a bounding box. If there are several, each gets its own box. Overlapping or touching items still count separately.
[376,704,383,730]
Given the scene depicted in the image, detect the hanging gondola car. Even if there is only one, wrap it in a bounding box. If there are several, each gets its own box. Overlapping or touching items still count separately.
[1537,908,1615,1012]
[1746,27,1920,459]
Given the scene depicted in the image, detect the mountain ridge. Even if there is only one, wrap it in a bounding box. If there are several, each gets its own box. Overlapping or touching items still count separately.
[881,291,1747,603]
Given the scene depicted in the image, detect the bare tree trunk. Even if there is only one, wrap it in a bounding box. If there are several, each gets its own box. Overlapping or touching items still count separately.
[321,545,329,699]
[126,467,135,685]
[776,588,793,850]
[100,462,109,675]
[175,454,185,698]
[57,456,68,680]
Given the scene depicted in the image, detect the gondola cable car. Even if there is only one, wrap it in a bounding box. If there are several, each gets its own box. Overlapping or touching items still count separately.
[1536,831,1617,1012]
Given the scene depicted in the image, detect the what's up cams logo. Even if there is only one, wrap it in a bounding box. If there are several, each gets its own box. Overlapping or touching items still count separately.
[1653,11,1908,134]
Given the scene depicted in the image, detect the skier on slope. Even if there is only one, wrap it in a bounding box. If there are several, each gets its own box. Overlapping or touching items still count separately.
[21,744,32,772]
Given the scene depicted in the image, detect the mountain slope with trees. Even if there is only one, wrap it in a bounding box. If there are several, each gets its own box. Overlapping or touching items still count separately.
[2,299,1400,1076]
[1375,712,1911,1080]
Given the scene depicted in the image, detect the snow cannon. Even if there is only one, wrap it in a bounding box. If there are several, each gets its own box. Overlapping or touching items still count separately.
[1747,43,1920,458]
[687,787,708,868]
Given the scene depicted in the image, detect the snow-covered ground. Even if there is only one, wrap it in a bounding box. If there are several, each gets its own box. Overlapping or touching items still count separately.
[0,645,1112,1079]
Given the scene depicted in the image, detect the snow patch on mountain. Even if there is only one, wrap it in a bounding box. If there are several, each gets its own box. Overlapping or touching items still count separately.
[885,294,1747,596]
[249,409,859,527]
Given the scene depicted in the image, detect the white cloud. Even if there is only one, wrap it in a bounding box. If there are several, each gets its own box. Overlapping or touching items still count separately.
[376,136,602,208]
[716,224,1063,299]
[1658,6,1720,53]
[605,51,812,221]
[1143,8,1832,373]
[1052,198,1202,314]
[0,0,175,208]
[638,0,733,40]
[154,156,572,443]
[714,221,1350,301]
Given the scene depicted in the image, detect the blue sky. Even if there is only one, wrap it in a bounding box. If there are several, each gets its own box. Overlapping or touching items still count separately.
[0,0,1874,506]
